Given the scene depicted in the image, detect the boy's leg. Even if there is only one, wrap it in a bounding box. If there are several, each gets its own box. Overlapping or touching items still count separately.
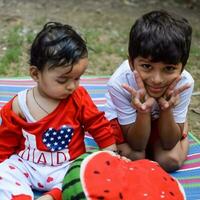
[150,120,189,172]
[0,155,33,200]
[153,137,189,172]
[117,143,146,160]
[36,194,54,200]
[110,118,146,160]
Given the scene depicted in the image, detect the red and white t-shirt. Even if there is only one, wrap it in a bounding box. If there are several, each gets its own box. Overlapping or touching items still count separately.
[0,86,115,165]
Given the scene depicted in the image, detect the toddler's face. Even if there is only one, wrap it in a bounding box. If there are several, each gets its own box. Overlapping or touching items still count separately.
[131,57,183,98]
[37,57,88,100]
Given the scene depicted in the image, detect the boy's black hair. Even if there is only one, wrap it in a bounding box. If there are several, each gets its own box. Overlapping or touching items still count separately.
[30,22,88,71]
[128,10,192,68]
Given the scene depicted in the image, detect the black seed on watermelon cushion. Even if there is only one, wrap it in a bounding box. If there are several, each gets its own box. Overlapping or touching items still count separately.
[105,160,110,165]
[93,170,100,174]
[169,191,175,196]
[133,166,138,169]
[170,177,175,182]
[104,190,110,193]
[119,192,123,199]
[163,177,168,181]
[97,196,105,200]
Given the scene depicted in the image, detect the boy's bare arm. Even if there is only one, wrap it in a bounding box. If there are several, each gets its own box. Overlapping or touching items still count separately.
[157,76,191,149]
[158,108,183,149]
[121,70,155,151]
[121,112,151,151]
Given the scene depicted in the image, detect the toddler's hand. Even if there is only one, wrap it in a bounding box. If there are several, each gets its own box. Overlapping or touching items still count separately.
[122,71,155,113]
[158,76,191,110]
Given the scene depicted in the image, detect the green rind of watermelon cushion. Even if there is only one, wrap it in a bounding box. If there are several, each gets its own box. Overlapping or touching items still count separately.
[62,151,96,200]
[62,150,185,200]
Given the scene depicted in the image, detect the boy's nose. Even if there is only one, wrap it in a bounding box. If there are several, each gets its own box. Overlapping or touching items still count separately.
[151,73,163,84]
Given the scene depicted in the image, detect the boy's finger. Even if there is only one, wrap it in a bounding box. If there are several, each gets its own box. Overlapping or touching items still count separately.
[168,76,181,91]
[132,96,143,109]
[166,95,179,107]
[174,83,191,96]
[145,97,155,108]
[165,77,189,98]
[158,97,169,109]
[134,70,145,89]
[122,83,137,97]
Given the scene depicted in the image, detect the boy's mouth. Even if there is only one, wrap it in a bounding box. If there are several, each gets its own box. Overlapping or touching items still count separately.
[147,86,164,93]
[145,84,167,97]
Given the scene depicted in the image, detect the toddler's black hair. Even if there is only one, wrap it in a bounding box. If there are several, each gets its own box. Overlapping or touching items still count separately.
[30,22,87,71]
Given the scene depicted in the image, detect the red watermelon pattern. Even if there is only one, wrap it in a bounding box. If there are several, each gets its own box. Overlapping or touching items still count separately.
[62,150,185,200]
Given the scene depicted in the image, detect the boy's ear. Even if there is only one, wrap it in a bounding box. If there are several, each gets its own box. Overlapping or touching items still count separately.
[128,58,134,71]
[29,66,40,82]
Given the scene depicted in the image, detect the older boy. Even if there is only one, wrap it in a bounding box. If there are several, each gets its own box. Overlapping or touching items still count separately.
[105,10,194,172]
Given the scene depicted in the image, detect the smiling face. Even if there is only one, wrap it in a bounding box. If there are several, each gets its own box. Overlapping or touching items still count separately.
[32,57,88,100]
[130,57,183,98]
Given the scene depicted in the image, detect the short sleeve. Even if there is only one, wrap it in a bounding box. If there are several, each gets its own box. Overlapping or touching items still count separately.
[173,70,194,123]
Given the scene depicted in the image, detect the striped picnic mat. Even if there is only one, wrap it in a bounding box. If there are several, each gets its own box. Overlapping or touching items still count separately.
[0,77,200,200]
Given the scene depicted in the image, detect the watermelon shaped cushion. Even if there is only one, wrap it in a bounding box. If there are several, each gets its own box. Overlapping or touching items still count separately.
[62,150,185,200]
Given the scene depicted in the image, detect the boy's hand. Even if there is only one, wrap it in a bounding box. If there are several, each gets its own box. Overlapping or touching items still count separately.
[122,71,155,113]
[158,76,191,110]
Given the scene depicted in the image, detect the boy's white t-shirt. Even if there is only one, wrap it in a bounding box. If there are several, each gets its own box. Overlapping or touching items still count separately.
[105,60,194,125]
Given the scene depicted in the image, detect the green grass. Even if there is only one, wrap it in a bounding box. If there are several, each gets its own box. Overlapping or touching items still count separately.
[0,48,21,75]
[187,44,200,91]
[0,25,35,76]
[0,26,23,75]
[84,28,127,57]
[0,22,200,80]
[81,27,128,75]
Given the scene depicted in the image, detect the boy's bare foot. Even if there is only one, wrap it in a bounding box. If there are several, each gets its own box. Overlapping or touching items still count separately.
[37,194,54,200]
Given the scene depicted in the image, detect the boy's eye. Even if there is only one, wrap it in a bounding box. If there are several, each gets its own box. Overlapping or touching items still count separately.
[141,64,151,69]
[165,66,176,72]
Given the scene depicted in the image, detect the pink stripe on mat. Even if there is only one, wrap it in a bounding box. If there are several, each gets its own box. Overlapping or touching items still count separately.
[93,99,106,104]
[179,178,200,184]
[0,78,109,85]
[180,162,200,170]
[186,153,200,161]
[0,80,34,86]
